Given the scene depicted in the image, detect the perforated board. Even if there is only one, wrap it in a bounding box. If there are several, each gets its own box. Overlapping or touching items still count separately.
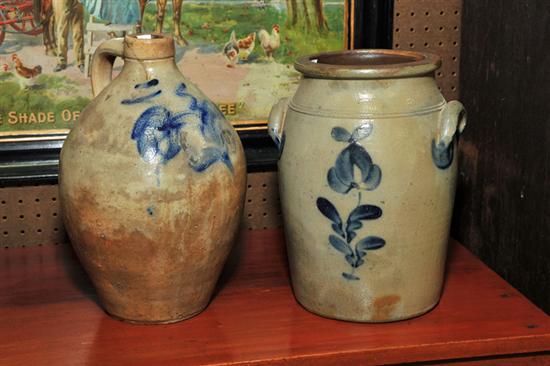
[0,185,67,248]
[393,0,462,101]
[0,172,282,248]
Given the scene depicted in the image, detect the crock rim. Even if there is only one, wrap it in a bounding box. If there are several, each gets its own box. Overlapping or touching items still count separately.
[294,49,442,79]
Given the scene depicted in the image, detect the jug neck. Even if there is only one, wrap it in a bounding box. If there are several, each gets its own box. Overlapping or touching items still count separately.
[119,33,180,80]
[120,57,181,80]
[123,34,175,60]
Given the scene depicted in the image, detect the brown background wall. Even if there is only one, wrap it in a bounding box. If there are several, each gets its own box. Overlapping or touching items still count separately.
[454,0,550,313]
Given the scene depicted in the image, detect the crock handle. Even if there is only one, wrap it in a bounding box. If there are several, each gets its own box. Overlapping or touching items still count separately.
[435,100,467,149]
[91,37,124,97]
[268,98,289,150]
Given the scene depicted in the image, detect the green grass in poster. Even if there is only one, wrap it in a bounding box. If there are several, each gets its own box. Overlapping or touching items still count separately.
[141,2,345,64]
[0,74,90,132]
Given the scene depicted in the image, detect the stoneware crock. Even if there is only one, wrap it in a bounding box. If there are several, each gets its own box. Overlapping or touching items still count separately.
[59,34,246,324]
[268,49,466,322]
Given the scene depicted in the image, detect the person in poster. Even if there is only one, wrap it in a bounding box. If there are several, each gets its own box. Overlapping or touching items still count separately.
[52,0,85,72]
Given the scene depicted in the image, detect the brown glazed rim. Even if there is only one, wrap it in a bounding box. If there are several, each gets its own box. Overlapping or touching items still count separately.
[294,49,442,79]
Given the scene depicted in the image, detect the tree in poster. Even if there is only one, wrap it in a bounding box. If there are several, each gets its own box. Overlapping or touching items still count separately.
[286,0,329,33]
[313,0,329,32]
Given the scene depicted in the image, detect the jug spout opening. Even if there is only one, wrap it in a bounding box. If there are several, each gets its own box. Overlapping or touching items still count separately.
[295,49,441,80]
[123,33,175,60]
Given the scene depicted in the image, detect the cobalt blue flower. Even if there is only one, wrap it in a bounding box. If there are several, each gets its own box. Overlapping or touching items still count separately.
[317,125,385,281]
[131,105,188,165]
[175,83,234,173]
[327,143,381,194]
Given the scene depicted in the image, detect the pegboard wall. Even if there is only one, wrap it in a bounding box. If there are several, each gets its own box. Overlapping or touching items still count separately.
[0,172,282,248]
[393,0,462,101]
[0,185,67,248]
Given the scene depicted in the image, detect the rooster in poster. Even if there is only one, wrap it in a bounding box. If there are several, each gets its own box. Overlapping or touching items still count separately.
[10,54,42,89]
[258,24,280,61]
[223,31,239,68]
[237,32,256,62]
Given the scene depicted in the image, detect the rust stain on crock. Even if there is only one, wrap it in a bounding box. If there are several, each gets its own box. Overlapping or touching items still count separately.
[372,295,401,321]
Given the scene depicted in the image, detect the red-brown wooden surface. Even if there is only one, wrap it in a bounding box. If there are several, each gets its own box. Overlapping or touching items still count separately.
[0,229,549,365]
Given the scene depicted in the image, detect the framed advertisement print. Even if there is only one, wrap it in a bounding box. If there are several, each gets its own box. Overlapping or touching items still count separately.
[0,0,393,183]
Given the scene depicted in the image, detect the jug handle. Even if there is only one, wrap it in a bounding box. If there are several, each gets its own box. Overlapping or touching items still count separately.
[435,100,467,149]
[268,98,289,151]
[91,37,124,97]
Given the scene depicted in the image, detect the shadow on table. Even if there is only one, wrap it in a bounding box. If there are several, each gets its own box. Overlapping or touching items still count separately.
[58,242,100,305]
[211,228,246,300]
[0,242,99,308]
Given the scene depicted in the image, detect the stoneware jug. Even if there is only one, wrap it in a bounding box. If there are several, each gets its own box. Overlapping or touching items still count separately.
[59,34,246,324]
[268,49,466,322]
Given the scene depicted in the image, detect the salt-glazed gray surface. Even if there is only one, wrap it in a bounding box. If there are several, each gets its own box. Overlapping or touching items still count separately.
[59,34,246,324]
[269,49,466,322]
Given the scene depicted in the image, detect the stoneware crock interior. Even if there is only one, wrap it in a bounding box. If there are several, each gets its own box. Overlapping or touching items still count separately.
[295,49,441,79]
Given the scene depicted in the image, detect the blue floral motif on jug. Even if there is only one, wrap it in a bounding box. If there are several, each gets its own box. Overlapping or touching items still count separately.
[125,79,234,174]
[173,82,234,172]
[131,105,187,165]
[316,123,386,281]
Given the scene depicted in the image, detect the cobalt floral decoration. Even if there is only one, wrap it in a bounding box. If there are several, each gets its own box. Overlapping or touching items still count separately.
[131,105,187,165]
[128,80,234,175]
[317,124,386,280]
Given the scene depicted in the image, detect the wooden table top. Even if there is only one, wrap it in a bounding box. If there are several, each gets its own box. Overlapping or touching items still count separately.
[0,229,549,365]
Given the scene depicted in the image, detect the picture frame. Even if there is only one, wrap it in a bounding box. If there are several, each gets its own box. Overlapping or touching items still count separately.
[0,0,393,184]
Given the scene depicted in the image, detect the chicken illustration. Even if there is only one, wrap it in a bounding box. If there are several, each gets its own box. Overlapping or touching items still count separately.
[223,31,239,68]
[237,32,256,62]
[258,24,280,61]
[11,54,42,89]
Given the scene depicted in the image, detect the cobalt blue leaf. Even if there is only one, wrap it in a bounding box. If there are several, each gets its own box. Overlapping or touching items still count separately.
[350,123,373,142]
[363,164,382,190]
[121,90,162,104]
[327,168,352,194]
[331,127,352,142]
[331,223,345,237]
[190,101,232,175]
[329,235,353,255]
[316,197,342,226]
[354,258,365,268]
[348,204,382,222]
[356,236,386,251]
[135,79,159,89]
[347,221,363,231]
[342,272,360,280]
[345,254,355,266]
[345,220,361,243]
